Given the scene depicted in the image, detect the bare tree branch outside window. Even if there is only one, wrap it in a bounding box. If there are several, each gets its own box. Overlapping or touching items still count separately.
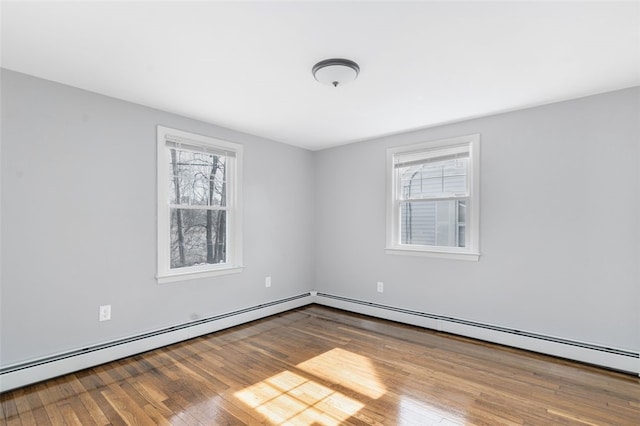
[169,149,227,268]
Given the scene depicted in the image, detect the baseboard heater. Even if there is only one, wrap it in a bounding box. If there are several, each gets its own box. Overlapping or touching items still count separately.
[314,292,640,375]
[0,293,312,392]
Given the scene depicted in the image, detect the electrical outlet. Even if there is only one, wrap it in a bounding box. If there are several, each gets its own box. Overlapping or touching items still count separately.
[377,281,384,293]
[99,305,111,322]
[265,276,271,288]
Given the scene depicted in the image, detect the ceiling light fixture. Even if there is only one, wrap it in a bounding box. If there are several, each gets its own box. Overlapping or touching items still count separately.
[312,58,360,87]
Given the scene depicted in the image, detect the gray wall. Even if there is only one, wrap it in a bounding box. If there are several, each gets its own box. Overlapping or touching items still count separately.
[2,68,638,368]
[314,87,640,352]
[0,69,315,365]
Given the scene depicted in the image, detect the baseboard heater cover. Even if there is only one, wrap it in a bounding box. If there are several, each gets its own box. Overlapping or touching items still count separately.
[0,293,312,392]
[314,292,639,375]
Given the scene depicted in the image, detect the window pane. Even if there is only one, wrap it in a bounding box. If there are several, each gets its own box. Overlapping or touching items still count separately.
[170,208,226,268]
[399,157,468,199]
[400,200,466,247]
[168,149,226,206]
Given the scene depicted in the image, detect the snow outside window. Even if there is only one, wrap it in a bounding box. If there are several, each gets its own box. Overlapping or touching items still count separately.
[157,126,243,283]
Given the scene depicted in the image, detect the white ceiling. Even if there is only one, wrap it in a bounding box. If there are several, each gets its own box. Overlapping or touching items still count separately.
[2,1,639,150]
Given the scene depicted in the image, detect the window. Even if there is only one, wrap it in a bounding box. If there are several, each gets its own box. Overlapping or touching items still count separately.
[157,126,243,283]
[386,134,480,260]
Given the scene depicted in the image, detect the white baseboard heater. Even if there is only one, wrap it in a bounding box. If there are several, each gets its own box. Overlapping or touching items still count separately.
[313,292,640,376]
[0,293,312,393]
[2,291,637,392]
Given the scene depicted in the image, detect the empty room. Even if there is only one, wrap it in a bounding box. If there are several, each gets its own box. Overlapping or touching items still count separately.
[1,1,639,425]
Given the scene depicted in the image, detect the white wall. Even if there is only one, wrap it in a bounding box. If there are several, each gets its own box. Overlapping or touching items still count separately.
[314,87,640,353]
[0,69,315,366]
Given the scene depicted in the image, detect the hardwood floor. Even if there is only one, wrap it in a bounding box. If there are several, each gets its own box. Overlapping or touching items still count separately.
[1,305,639,425]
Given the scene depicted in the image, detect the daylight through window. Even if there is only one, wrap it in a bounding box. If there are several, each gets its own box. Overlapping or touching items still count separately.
[157,126,243,282]
[386,134,480,260]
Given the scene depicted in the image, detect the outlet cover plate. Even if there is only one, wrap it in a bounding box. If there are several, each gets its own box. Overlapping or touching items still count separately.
[99,305,111,321]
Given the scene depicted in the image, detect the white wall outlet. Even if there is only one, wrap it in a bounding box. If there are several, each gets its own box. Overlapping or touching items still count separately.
[377,281,384,293]
[265,276,271,288]
[99,305,111,322]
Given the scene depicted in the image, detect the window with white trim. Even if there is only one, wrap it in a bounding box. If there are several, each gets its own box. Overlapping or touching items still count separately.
[157,126,243,283]
[386,134,480,261]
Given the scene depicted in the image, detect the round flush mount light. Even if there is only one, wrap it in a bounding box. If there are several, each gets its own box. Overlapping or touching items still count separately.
[312,58,360,87]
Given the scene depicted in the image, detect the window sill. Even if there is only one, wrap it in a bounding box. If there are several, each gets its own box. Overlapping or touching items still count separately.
[157,266,244,284]
[385,247,480,261]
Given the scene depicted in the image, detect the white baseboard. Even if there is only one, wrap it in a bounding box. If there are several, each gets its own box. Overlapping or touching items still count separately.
[312,292,640,375]
[3,291,637,393]
[0,293,312,393]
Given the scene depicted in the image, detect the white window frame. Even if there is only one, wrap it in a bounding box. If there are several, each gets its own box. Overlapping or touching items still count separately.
[157,126,243,283]
[386,134,480,261]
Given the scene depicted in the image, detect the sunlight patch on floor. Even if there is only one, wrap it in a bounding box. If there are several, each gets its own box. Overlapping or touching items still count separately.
[399,396,466,425]
[296,348,387,399]
[234,370,364,425]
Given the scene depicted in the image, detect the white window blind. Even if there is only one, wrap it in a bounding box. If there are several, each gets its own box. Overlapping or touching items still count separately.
[165,134,236,158]
[393,144,469,168]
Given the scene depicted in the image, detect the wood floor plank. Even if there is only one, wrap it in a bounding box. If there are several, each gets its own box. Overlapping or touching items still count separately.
[101,384,156,426]
[18,386,51,426]
[140,402,172,426]
[35,382,66,425]
[1,305,639,425]
[11,388,37,425]
[0,392,20,425]
[74,371,127,426]
[66,375,111,425]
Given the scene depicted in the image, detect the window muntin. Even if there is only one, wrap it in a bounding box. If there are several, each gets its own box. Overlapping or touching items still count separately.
[157,126,243,282]
[400,200,466,247]
[168,148,226,207]
[387,134,479,260]
[168,148,227,268]
[397,150,469,200]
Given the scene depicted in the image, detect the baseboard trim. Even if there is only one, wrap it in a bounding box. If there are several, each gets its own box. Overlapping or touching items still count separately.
[3,290,637,392]
[313,292,640,375]
[0,293,312,392]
